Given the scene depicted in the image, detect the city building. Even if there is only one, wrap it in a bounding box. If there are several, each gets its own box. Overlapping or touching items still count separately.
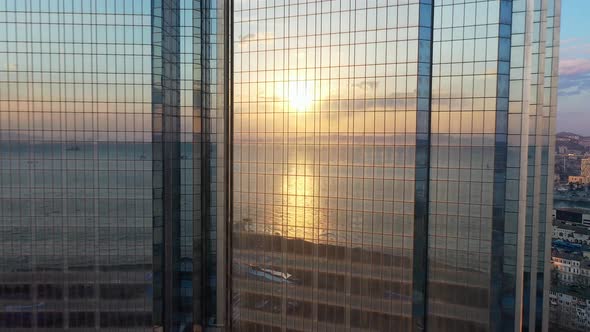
[551,211,590,332]
[568,175,590,185]
[0,1,561,332]
[582,158,590,179]
[553,221,590,245]
[558,145,568,154]
[556,208,590,227]
[552,251,582,276]
[561,134,581,141]
[549,287,590,331]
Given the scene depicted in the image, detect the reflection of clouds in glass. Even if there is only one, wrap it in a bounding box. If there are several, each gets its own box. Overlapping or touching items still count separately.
[352,80,378,91]
[238,33,256,42]
[237,32,274,49]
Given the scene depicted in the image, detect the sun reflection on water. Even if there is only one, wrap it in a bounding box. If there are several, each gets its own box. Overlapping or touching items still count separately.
[272,163,327,242]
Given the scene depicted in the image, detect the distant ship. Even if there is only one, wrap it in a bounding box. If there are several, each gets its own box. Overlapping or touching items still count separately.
[65,145,80,151]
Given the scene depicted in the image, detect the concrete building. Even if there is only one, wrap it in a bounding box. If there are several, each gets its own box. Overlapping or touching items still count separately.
[582,158,590,179]
[550,288,590,331]
[553,221,590,245]
[568,176,590,184]
[552,252,582,275]
[556,208,590,227]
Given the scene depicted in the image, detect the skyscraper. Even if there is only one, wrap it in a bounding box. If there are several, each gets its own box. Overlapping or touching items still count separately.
[0,1,561,332]
[230,0,560,331]
[0,0,229,330]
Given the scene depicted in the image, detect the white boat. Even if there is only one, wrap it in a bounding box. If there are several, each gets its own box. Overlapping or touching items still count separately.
[247,264,298,284]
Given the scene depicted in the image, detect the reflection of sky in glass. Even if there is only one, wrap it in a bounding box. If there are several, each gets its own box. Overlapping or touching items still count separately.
[233,2,424,142]
[0,0,153,141]
[233,2,425,254]
[232,3,426,329]
[0,1,160,329]
[229,0,562,330]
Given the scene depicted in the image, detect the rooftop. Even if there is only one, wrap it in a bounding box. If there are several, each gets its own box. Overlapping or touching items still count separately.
[556,207,590,214]
[552,283,590,299]
[553,220,590,235]
[553,251,582,261]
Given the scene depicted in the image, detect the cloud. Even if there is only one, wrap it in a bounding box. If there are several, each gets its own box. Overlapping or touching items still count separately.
[559,58,590,76]
[557,37,590,97]
[558,57,590,97]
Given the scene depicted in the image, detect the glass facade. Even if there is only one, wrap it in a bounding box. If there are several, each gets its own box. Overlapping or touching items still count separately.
[0,0,561,331]
[231,1,561,332]
[0,0,154,329]
[233,0,426,330]
[428,1,511,330]
[0,0,228,331]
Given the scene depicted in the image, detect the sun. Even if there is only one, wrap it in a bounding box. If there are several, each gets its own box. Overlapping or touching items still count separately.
[287,81,314,112]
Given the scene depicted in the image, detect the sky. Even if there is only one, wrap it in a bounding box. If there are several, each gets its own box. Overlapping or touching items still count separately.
[557,0,590,135]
